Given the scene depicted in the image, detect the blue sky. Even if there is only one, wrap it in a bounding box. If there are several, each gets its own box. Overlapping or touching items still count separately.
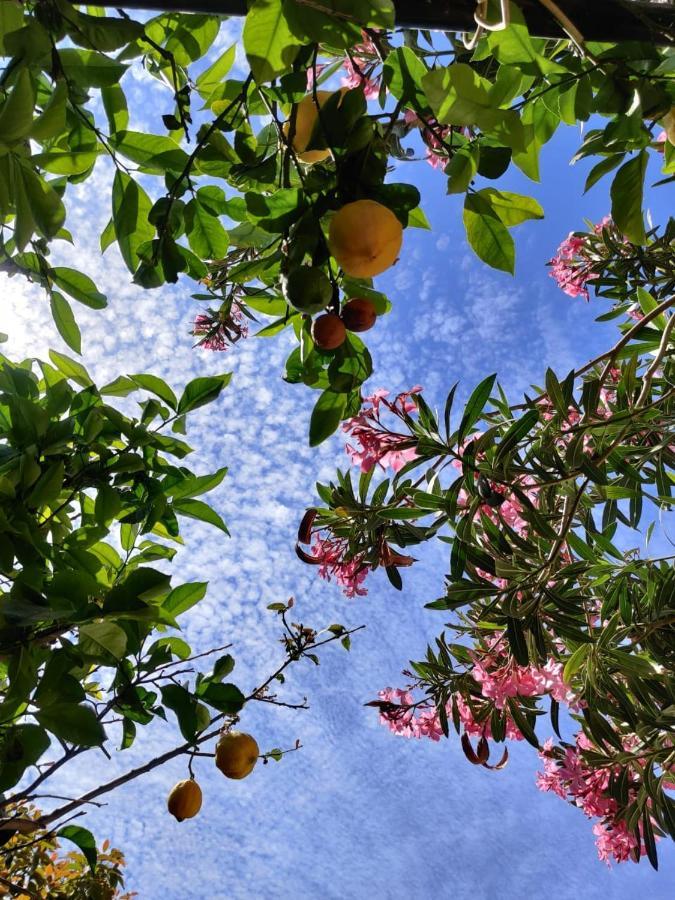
[3,22,674,899]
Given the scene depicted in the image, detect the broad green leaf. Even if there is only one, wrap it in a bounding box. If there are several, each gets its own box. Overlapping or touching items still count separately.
[31,149,99,176]
[79,622,128,662]
[164,14,219,67]
[48,349,93,387]
[463,192,515,273]
[27,460,64,507]
[16,162,65,241]
[111,130,189,173]
[35,703,106,747]
[101,83,129,133]
[309,389,347,447]
[50,291,82,354]
[0,725,50,793]
[57,826,98,873]
[446,146,479,194]
[163,582,208,617]
[198,681,245,714]
[185,198,229,259]
[68,10,143,52]
[174,498,229,534]
[283,0,394,49]
[196,44,236,100]
[610,151,647,245]
[0,68,35,144]
[383,46,430,111]
[51,267,107,309]
[243,0,302,83]
[479,189,544,227]
[112,171,154,274]
[30,80,68,141]
[167,466,228,501]
[130,373,177,409]
[177,374,232,414]
[58,48,128,88]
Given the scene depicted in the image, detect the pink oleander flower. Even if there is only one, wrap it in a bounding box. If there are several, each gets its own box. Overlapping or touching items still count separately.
[470,636,582,712]
[426,151,447,171]
[341,35,382,100]
[343,386,422,473]
[311,533,369,598]
[193,303,249,352]
[536,732,657,865]
[548,232,599,300]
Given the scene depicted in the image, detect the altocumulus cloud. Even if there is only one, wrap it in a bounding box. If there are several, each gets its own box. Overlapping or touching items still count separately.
[2,39,673,900]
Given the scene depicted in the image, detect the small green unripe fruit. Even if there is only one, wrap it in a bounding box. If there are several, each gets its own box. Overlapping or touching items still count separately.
[341,298,377,333]
[312,313,346,350]
[284,267,332,314]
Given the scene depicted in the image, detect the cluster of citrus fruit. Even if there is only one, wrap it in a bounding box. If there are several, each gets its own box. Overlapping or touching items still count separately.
[283,91,404,352]
[167,731,259,822]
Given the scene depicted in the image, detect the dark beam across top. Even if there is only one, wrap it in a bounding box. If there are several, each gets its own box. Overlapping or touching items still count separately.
[89,1,675,44]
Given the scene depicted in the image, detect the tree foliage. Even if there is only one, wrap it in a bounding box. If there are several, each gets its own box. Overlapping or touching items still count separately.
[0,0,673,881]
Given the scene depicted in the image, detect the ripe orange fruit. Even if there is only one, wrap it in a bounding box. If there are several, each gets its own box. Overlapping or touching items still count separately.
[283,92,335,164]
[167,779,202,821]
[341,297,377,332]
[328,200,403,278]
[215,731,259,780]
[312,313,346,350]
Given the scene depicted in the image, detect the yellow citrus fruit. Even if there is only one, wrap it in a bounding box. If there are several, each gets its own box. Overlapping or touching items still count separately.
[283,92,335,164]
[661,106,675,145]
[167,779,202,822]
[328,200,403,278]
[215,731,259,780]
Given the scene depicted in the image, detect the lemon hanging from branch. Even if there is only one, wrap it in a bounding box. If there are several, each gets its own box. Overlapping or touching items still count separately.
[328,200,403,278]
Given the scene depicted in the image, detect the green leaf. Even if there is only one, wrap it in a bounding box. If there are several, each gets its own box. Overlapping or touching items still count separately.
[48,350,93,387]
[94,483,121,524]
[58,48,128,87]
[167,466,228,501]
[31,149,99,176]
[79,622,128,662]
[51,267,107,309]
[16,162,66,241]
[163,582,208,617]
[309,389,347,447]
[57,826,97,873]
[446,146,479,194]
[35,703,106,747]
[111,130,189,173]
[185,198,229,259]
[160,683,199,740]
[0,725,50,793]
[495,408,539,463]
[463,192,515,273]
[130,373,177,410]
[479,189,544,227]
[563,644,590,682]
[101,83,129,133]
[198,681,245,714]
[177,373,232,414]
[243,0,302,83]
[383,46,429,110]
[196,44,236,100]
[457,374,496,443]
[0,68,35,144]
[174,498,229,534]
[50,292,82,354]
[283,0,394,49]
[27,460,64,507]
[112,171,155,274]
[610,151,647,245]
